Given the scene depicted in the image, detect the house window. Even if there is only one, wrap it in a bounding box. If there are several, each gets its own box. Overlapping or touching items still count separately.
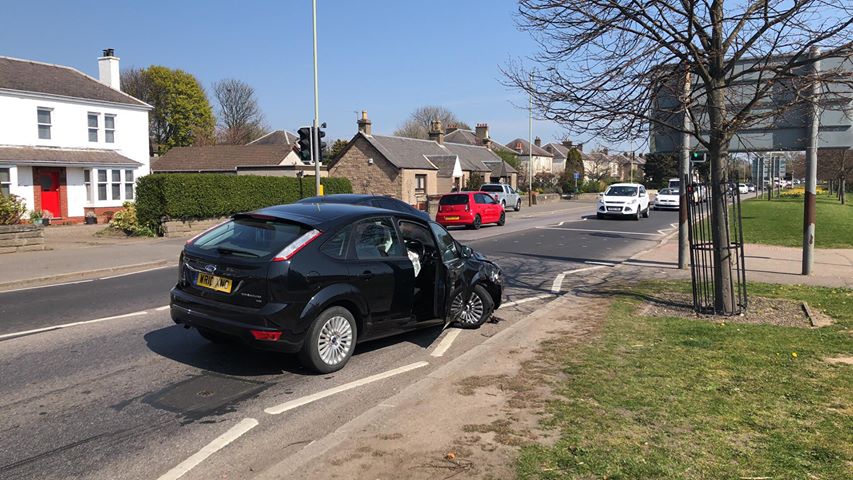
[0,168,10,196]
[84,169,92,202]
[37,108,52,139]
[111,170,121,200]
[105,115,116,143]
[97,169,108,200]
[88,113,99,142]
[415,174,427,194]
[124,169,134,200]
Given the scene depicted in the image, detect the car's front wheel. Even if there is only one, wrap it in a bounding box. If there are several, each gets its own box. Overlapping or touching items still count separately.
[514,199,521,211]
[643,206,650,218]
[450,284,494,329]
[298,306,357,373]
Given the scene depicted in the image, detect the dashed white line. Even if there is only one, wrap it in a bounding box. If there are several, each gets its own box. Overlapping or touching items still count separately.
[585,260,617,266]
[430,328,461,357]
[155,305,170,311]
[157,418,259,480]
[264,361,430,415]
[551,265,608,294]
[0,311,149,340]
[501,294,553,308]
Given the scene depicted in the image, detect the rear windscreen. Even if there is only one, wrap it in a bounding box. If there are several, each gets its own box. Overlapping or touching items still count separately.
[480,185,502,193]
[190,218,309,259]
[440,194,469,205]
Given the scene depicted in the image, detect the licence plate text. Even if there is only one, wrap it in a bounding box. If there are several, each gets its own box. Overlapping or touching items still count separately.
[196,273,233,293]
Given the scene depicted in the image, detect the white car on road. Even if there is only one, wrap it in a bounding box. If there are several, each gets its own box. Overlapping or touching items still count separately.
[596,183,651,220]
[653,188,680,210]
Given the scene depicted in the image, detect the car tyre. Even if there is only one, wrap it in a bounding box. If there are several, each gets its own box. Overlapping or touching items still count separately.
[298,306,357,374]
[643,206,650,218]
[633,209,641,220]
[450,284,494,329]
[497,212,506,226]
[197,327,232,345]
[596,212,604,219]
[514,199,521,212]
[501,200,506,209]
[469,214,482,230]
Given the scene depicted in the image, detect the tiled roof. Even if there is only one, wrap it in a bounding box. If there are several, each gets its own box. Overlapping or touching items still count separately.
[505,138,553,157]
[151,145,293,172]
[0,56,149,107]
[247,130,297,145]
[0,146,141,166]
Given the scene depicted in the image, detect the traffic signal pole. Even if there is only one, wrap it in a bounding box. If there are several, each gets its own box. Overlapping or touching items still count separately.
[311,0,321,195]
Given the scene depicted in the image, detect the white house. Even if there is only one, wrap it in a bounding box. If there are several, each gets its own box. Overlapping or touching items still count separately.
[505,137,554,175]
[0,50,151,223]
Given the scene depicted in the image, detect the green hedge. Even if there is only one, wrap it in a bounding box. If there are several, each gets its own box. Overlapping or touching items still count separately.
[136,174,352,230]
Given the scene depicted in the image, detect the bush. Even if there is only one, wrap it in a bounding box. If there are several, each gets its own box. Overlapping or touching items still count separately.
[136,174,353,231]
[0,194,27,225]
[110,201,154,236]
[579,179,605,193]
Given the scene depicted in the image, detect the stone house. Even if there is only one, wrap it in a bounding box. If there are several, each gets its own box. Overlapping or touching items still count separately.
[444,124,518,187]
[506,137,554,175]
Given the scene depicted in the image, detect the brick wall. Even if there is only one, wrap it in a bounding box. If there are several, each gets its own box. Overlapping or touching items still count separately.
[0,224,45,254]
[330,137,401,197]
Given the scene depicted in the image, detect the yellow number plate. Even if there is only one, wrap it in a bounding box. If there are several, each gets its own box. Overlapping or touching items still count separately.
[446,216,460,220]
[196,273,233,293]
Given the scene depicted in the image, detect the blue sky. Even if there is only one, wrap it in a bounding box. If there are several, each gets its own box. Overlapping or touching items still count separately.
[0,0,588,147]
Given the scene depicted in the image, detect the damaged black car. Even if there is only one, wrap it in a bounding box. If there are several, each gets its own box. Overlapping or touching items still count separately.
[170,203,503,373]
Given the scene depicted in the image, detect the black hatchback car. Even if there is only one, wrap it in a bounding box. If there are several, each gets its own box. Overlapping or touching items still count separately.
[295,194,430,221]
[170,203,502,373]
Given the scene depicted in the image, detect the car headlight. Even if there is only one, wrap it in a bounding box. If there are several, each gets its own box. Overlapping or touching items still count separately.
[488,267,501,284]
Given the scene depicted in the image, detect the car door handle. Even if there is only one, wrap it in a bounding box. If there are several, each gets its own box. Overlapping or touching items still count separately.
[359,271,374,280]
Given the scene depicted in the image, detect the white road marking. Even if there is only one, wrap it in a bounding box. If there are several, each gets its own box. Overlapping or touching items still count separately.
[157,418,259,480]
[551,265,608,294]
[0,279,93,294]
[501,294,553,308]
[155,305,170,311]
[264,362,430,415]
[100,265,173,280]
[535,226,663,236]
[430,328,462,357]
[0,311,148,340]
[585,260,617,266]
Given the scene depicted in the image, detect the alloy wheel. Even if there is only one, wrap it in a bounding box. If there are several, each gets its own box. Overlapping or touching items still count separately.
[317,315,354,366]
[451,291,485,326]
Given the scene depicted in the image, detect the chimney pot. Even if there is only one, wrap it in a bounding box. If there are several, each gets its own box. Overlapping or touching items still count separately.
[98,49,121,90]
[428,120,444,144]
[475,123,490,143]
[357,110,372,135]
[534,136,542,147]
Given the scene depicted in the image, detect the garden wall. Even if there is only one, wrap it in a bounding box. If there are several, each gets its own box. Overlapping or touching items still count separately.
[0,224,45,254]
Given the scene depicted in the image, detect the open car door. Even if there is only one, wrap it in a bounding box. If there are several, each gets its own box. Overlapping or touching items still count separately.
[428,222,470,325]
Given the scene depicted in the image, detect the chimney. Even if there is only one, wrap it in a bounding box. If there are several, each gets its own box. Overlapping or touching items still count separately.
[515,141,524,153]
[562,139,573,149]
[446,124,459,134]
[357,110,372,135]
[602,147,609,155]
[475,123,490,143]
[576,143,584,152]
[98,48,120,90]
[534,136,542,147]
[428,120,444,144]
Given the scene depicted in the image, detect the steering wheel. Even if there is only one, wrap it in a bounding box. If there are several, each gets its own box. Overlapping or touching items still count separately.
[405,239,425,257]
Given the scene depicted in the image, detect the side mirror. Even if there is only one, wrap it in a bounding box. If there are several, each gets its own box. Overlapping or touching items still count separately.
[460,245,474,258]
[598,192,604,197]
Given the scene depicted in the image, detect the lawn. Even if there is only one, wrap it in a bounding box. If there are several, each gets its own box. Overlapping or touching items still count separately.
[517,282,853,480]
[738,195,853,248]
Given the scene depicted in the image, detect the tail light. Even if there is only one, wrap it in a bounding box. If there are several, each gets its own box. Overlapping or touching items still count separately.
[251,330,281,341]
[273,229,321,262]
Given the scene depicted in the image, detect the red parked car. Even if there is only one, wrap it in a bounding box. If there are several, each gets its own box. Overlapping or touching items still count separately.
[436,191,506,229]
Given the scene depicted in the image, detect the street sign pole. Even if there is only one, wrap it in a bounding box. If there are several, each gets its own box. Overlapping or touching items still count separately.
[311,0,321,195]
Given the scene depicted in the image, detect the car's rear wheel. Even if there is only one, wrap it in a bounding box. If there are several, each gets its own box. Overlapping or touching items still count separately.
[515,199,521,211]
[197,327,232,345]
[298,306,357,373]
[501,200,506,209]
[450,284,494,329]
[643,206,650,218]
[497,212,506,226]
[469,214,482,230]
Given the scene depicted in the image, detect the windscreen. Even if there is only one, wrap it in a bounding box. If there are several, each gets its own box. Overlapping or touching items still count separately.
[190,217,309,259]
[439,194,469,205]
[480,185,503,193]
[604,186,638,197]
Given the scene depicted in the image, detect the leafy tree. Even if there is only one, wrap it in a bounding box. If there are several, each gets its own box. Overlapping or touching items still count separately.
[565,148,584,180]
[642,153,679,189]
[394,106,470,139]
[213,78,267,145]
[465,173,485,191]
[495,149,521,170]
[122,66,215,154]
[327,139,350,161]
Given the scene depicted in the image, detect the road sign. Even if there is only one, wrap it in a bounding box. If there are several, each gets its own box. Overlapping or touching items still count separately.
[573,171,580,180]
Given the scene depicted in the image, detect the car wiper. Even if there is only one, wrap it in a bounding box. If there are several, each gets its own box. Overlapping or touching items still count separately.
[216,247,260,258]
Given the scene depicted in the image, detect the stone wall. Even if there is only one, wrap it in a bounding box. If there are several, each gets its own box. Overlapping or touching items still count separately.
[162,217,228,238]
[0,224,45,254]
[330,137,401,198]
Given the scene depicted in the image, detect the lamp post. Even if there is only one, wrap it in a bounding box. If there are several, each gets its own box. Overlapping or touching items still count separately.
[528,75,533,206]
[311,0,321,194]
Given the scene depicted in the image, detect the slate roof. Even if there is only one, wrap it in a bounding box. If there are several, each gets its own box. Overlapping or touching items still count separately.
[543,143,570,160]
[505,138,553,157]
[0,146,141,166]
[483,160,518,177]
[0,56,149,107]
[247,130,297,145]
[426,155,459,177]
[443,142,497,173]
[365,135,443,169]
[151,145,293,172]
[444,129,518,155]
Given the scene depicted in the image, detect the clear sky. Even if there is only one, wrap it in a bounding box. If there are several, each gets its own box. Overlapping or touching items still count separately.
[0,0,593,148]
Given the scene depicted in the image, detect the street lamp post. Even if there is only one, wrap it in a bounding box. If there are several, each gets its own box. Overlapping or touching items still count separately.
[528,76,533,206]
[311,0,321,194]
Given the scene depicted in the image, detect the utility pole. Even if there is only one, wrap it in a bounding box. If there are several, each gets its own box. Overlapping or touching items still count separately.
[311,0,321,195]
[678,69,691,270]
[528,75,533,206]
[803,46,821,275]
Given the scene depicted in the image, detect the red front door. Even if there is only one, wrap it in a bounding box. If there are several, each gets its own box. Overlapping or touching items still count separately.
[38,170,61,218]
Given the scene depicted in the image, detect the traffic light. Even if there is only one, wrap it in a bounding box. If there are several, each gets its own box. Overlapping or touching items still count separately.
[690,151,706,163]
[315,126,326,163]
[297,127,312,162]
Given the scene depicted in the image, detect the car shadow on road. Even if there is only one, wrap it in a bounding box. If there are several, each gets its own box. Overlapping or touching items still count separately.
[144,325,307,377]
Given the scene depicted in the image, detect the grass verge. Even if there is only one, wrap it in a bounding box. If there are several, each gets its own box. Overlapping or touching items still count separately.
[739,195,853,248]
[517,282,852,479]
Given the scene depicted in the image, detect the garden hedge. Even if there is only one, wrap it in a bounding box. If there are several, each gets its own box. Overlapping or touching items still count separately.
[136,174,352,230]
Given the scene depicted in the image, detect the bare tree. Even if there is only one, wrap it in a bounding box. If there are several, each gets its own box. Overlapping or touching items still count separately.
[393,106,471,139]
[505,0,853,314]
[213,78,267,145]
